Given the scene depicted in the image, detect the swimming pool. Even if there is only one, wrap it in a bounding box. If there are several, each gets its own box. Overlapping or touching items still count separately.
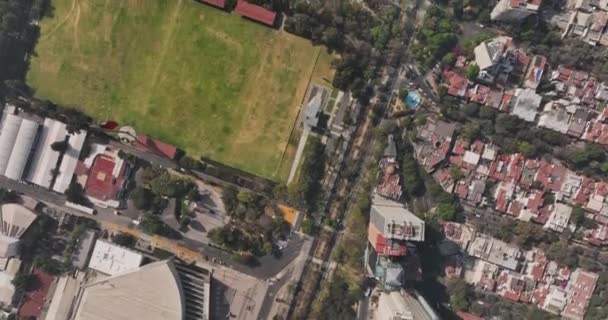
[405,91,422,109]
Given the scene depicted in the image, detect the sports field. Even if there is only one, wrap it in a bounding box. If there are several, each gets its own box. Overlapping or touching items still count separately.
[27,0,333,180]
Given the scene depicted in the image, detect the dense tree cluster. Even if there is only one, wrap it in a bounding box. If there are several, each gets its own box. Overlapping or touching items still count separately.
[441,103,570,158]
[0,0,48,88]
[65,182,90,206]
[410,6,458,68]
[0,188,19,204]
[140,214,178,238]
[291,137,326,213]
[285,1,402,102]
[222,186,268,221]
[111,232,137,247]
[317,275,360,320]
[586,272,608,319]
[400,141,426,198]
[12,273,37,291]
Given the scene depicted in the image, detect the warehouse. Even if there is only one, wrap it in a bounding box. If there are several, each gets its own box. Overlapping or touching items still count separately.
[4,118,40,181]
[25,118,68,188]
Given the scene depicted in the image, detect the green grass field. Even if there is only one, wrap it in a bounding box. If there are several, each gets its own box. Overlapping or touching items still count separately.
[28,0,332,180]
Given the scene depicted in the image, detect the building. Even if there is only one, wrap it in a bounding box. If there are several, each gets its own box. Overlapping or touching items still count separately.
[562,269,598,320]
[78,144,130,208]
[510,88,542,122]
[377,135,403,200]
[0,258,20,306]
[71,259,211,320]
[414,119,456,171]
[369,195,425,252]
[523,55,547,90]
[18,270,54,319]
[491,0,542,22]
[87,239,143,276]
[474,36,513,83]
[301,86,327,130]
[0,204,37,258]
[199,0,225,9]
[467,234,522,270]
[234,0,277,26]
[52,130,87,194]
[25,118,68,188]
[0,114,40,180]
[375,289,440,320]
[543,203,573,232]
[134,135,177,160]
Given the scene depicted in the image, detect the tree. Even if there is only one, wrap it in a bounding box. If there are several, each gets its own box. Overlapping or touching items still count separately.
[450,167,464,180]
[50,140,69,153]
[462,122,481,142]
[462,103,480,117]
[12,273,37,291]
[441,52,456,67]
[517,141,536,157]
[34,256,64,275]
[111,232,136,247]
[65,182,89,206]
[301,218,317,235]
[0,188,19,204]
[447,279,470,311]
[436,202,457,221]
[130,187,154,210]
[466,64,480,81]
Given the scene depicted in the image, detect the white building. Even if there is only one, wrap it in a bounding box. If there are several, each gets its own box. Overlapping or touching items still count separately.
[4,118,40,181]
[467,234,522,270]
[25,118,68,188]
[88,239,143,276]
[375,289,440,320]
[0,204,37,258]
[53,130,87,194]
[72,259,212,320]
[369,195,425,243]
[543,203,573,233]
[511,88,543,122]
[491,0,542,22]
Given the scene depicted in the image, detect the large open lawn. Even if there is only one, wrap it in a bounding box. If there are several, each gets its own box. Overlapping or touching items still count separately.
[27,0,332,180]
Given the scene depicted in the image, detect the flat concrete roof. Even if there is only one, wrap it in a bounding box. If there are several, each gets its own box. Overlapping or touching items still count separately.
[88,240,143,276]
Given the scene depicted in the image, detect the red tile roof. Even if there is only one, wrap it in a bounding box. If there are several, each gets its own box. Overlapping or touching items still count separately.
[368,223,408,256]
[200,0,225,8]
[18,270,54,318]
[135,135,177,160]
[84,154,126,201]
[535,161,567,191]
[456,311,483,320]
[235,0,277,26]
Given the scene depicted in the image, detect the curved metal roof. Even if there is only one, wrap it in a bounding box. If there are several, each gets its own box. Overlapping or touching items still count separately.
[74,260,185,320]
[0,114,22,174]
[4,118,39,180]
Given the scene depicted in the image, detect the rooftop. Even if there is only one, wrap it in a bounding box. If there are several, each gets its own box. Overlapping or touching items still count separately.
[234,0,277,26]
[88,240,143,276]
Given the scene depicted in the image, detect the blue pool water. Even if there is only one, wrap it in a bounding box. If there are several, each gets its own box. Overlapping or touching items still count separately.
[405,91,422,109]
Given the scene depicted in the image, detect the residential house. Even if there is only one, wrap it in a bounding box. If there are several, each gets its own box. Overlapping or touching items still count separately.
[491,0,542,22]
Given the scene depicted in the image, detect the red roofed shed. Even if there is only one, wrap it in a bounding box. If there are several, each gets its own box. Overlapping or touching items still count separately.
[135,135,177,160]
[235,0,277,26]
[200,0,225,8]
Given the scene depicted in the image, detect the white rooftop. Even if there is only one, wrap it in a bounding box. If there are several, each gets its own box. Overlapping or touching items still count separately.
[543,203,572,233]
[88,240,143,276]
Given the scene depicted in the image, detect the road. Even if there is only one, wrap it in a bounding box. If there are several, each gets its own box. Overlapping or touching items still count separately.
[0,169,308,281]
